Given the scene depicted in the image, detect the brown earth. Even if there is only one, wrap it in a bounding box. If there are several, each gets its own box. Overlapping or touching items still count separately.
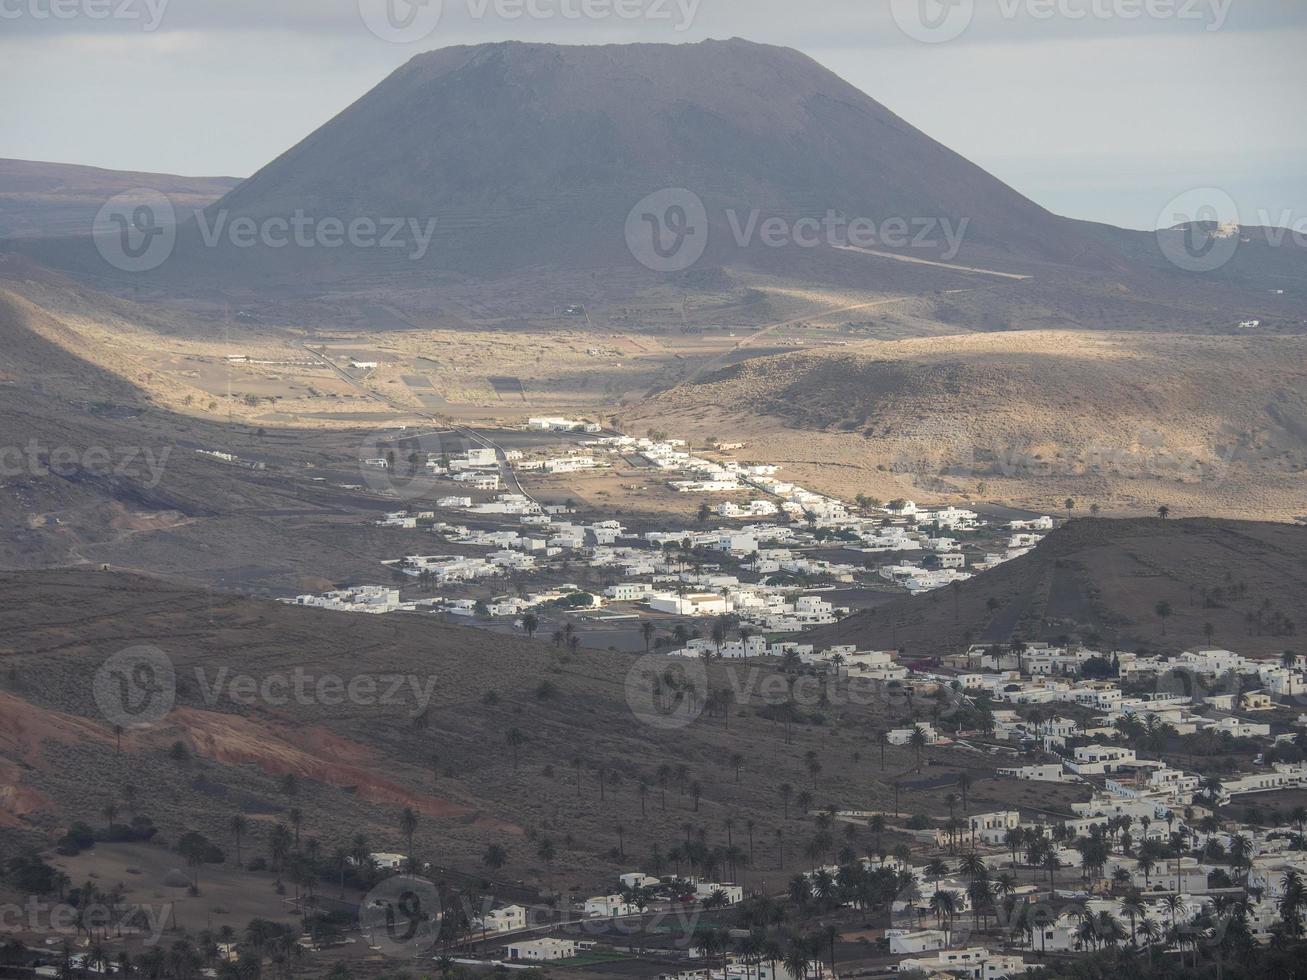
[0,158,237,240]
[0,566,1054,891]
[628,330,1307,521]
[810,517,1307,659]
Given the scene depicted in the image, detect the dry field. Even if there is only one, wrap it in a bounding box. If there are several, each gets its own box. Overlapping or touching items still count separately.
[3,251,1305,531]
[628,330,1307,522]
[3,255,916,429]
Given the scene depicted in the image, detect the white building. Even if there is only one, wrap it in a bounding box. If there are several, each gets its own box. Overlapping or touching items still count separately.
[887,929,947,955]
[899,948,1026,979]
[606,583,656,602]
[648,593,731,617]
[478,905,527,933]
[583,895,635,918]
[506,939,590,961]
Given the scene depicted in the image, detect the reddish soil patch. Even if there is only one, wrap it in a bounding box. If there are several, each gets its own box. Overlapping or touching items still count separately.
[152,708,520,831]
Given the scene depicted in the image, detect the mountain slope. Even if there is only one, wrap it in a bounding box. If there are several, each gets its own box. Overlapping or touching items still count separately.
[0,566,1001,881]
[810,517,1307,658]
[0,158,238,240]
[8,40,1306,319]
[626,330,1307,521]
[207,38,1103,276]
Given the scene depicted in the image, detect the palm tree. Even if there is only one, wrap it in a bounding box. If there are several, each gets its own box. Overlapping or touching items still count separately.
[1158,505,1170,519]
[730,752,745,783]
[1094,911,1124,948]
[1155,601,1173,635]
[1278,868,1305,937]
[1042,850,1061,896]
[1161,893,1184,938]
[230,814,247,869]
[1137,915,1161,965]
[269,823,292,872]
[1137,853,1157,887]
[1120,896,1145,946]
[1230,833,1253,894]
[957,773,972,813]
[506,727,526,769]
[536,837,556,887]
[400,807,418,864]
[711,617,728,657]
[1003,827,1023,868]
[782,941,809,980]
[640,620,655,652]
[1075,917,1099,952]
[804,750,822,789]
[869,814,886,853]
[930,890,958,944]
[994,872,1017,902]
[908,726,928,772]
[925,858,949,893]
[967,877,992,931]
[1291,806,1307,837]
[959,852,986,883]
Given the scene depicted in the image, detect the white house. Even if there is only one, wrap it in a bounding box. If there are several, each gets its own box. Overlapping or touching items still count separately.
[506,939,591,961]
[649,593,731,617]
[898,948,1026,980]
[887,929,947,955]
[886,723,942,746]
[694,882,744,905]
[478,905,527,933]
[1070,744,1137,774]
[584,895,635,918]
[606,583,656,602]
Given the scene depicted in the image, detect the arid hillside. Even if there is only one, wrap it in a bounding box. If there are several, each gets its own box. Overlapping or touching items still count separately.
[0,568,1064,892]
[0,158,237,240]
[629,330,1307,521]
[810,517,1307,661]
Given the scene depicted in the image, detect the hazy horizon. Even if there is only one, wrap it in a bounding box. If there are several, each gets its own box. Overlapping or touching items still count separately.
[2,0,1303,231]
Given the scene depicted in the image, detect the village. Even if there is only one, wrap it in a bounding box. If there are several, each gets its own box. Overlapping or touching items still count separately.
[329,629,1307,979]
[291,422,1052,653]
[271,420,1307,978]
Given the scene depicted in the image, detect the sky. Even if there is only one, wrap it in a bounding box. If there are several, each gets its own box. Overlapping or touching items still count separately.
[1,0,1302,230]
